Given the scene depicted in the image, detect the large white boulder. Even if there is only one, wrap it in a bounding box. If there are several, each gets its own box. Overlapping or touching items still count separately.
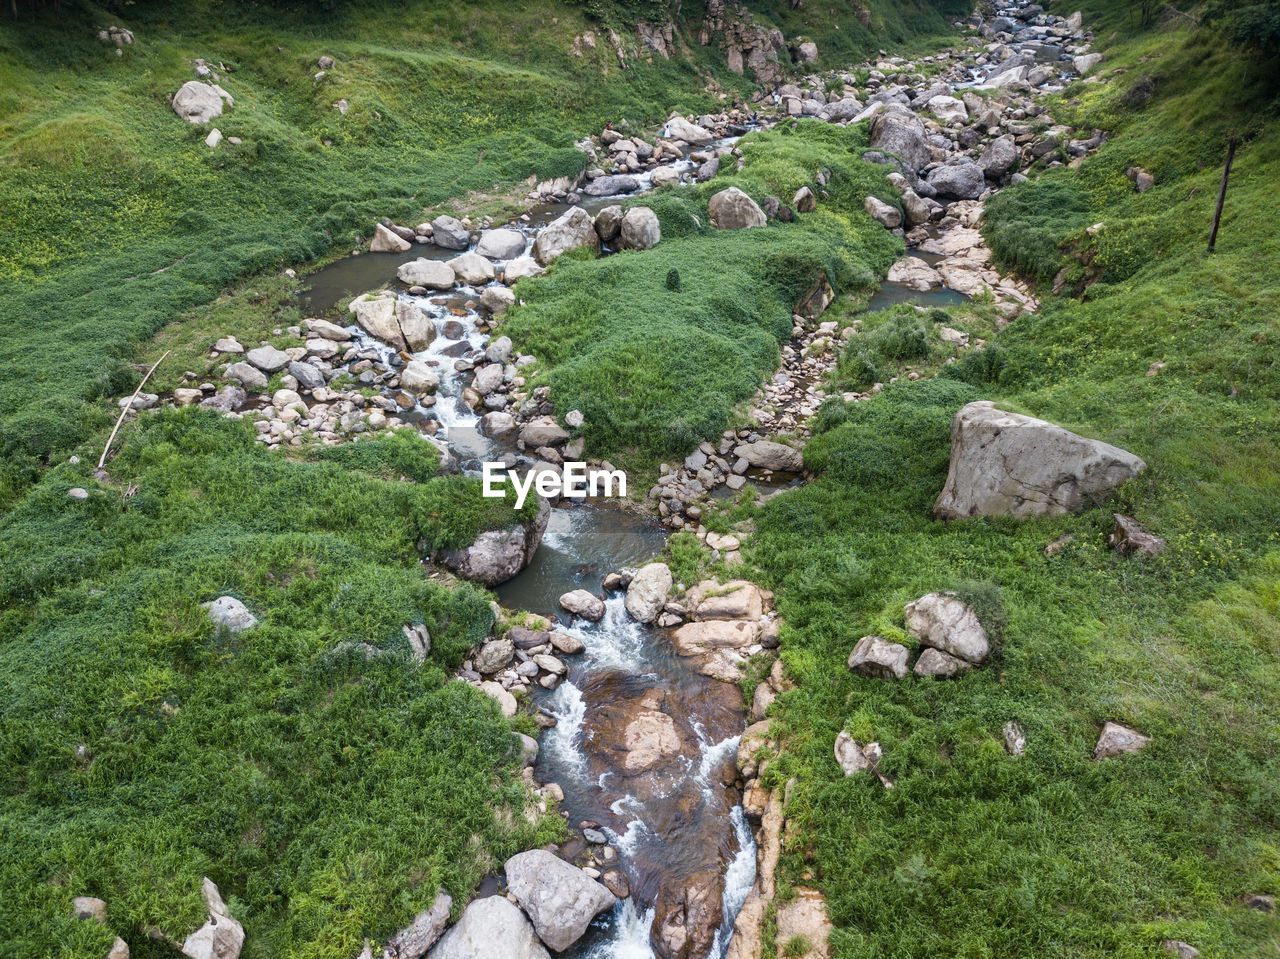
[427,896,549,959]
[624,562,673,623]
[618,206,661,251]
[904,592,990,665]
[934,401,1146,519]
[708,187,767,230]
[733,439,802,472]
[447,252,495,285]
[532,208,601,266]
[504,850,617,952]
[172,81,232,124]
[663,115,713,145]
[439,499,550,586]
[398,258,455,289]
[371,223,411,253]
[868,106,929,173]
[475,228,526,261]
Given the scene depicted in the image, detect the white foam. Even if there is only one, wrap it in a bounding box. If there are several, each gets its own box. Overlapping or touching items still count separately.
[541,680,586,776]
[581,900,656,959]
[708,805,758,959]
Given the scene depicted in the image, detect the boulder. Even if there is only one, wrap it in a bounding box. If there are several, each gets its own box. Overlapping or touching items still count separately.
[439,498,550,586]
[688,580,764,621]
[904,592,989,665]
[582,174,640,197]
[560,589,606,621]
[181,878,244,959]
[305,319,352,341]
[397,300,436,351]
[246,345,290,373]
[594,205,624,243]
[431,215,470,250]
[172,81,232,124]
[869,107,929,173]
[225,362,268,391]
[385,892,452,959]
[887,256,942,291]
[203,596,257,635]
[447,252,495,285]
[655,873,724,959]
[622,703,684,772]
[926,162,985,200]
[833,732,881,777]
[671,620,759,655]
[474,638,515,674]
[864,195,902,228]
[619,207,661,251]
[847,635,909,680]
[664,115,714,145]
[734,440,803,472]
[1094,721,1150,760]
[504,850,616,952]
[398,258,456,289]
[479,681,518,718]
[480,411,518,440]
[427,896,549,959]
[913,647,972,678]
[505,256,544,282]
[708,187,767,230]
[795,40,819,63]
[520,418,570,447]
[793,186,817,213]
[1074,53,1103,75]
[349,291,404,348]
[288,361,325,391]
[533,208,601,266]
[624,562,673,624]
[927,95,968,123]
[480,286,516,315]
[371,223,411,253]
[474,229,526,261]
[979,136,1018,178]
[934,402,1146,519]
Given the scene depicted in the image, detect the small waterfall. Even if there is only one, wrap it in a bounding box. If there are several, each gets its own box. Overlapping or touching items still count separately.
[560,594,653,674]
[708,805,757,959]
[583,901,656,959]
[543,680,587,776]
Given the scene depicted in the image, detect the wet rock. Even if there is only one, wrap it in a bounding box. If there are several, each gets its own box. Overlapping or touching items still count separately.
[349,291,404,348]
[934,402,1146,520]
[430,215,470,251]
[708,187,767,230]
[583,174,640,197]
[913,647,973,678]
[172,81,232,124]
[533,207,601,265]
[181,878,244,959]
[619,206,661,251]
[654,872,723,959]
[904,592,989,665]
[1109,513,1166,557]
[400,361,441,394]
[398,258,455,289]
[847,635,909,680]
[733,439,803,472]
[503,850,616,952]
[625,562,673,624]
[475,228,526,260]
[397,301,436,351]
[446,252,495,285]
[601,870,629,899]
[426,895,549,959]
[560,589,606,621]
[371,223,412,253]
[834,732,881,777]
[385,891,452,959]
[1094,721,1150,760]
[203,596,258,635]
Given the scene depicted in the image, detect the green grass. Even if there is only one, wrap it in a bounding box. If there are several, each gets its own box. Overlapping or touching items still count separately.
[723,9,1280,957]
[500,120,902,466]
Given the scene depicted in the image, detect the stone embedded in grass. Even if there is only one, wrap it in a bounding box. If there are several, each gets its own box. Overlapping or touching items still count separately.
[181,877,244,959]
[733,439,803,472]
[478,681,518,718]
[774,887,832,959]
[793,185,817,212]
[708,186,767,230]
[72,896,107,922]
[479,286,515,315]
[834,731,882,777]
[1161,941,1200,959]
[1109,514,1167,557]
[203,596,258,636]
[619,206,661,251]
[397,257,455,289]
[913,647,973,679]
[559,589,605,621]
[438,499,549,586]
[1094,721,1151,760]
[504,849,616,953]
[1002,721,1027,756]
[687,580,764,621]
[904,592,990,665]
[933,401,1146,520]
[428,893,548,959]
[246,345,289,373]
[532,207,600,266]
[594,205,623,243]
[848,635,910,680]
[172,80,232,124]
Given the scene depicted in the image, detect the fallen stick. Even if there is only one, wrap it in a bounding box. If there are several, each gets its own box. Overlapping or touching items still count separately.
[97,350,170,470]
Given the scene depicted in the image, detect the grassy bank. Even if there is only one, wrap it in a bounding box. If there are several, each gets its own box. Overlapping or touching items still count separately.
[730,7,1280,958]
[501,120,902,466]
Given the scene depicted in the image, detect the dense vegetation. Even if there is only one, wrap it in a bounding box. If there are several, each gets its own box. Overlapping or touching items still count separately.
[501,121,901,464]
[725,3,1280,956]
